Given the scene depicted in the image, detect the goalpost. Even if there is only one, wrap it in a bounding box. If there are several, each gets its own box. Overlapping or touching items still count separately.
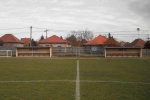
[0,50,13,57]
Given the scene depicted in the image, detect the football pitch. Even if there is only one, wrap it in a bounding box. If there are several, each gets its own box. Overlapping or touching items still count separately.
[0,58,150,100]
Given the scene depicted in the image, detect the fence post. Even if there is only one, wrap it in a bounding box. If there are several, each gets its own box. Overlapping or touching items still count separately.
[50,48,52,58]
[140,48,142,58]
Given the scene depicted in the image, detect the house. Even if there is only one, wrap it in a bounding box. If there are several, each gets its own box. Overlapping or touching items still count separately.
[119,41,127,47]
[83,35,107,54]
[0,34,24,47]
[21,38,30,46]
[104,38,120,47]
[85,35,107,46]
[38,35,70,47]
[130,39,145,48]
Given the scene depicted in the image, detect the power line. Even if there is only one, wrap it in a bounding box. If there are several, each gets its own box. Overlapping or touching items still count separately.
[33,27,46,30]
[0,26,150,37]
[94,30,150,34]
[0,27,28,30]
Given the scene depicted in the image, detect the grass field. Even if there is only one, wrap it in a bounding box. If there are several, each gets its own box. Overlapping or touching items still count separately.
[0,58,150,100]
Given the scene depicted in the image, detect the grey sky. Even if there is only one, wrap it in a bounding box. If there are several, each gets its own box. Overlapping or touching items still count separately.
[0,0,150,40]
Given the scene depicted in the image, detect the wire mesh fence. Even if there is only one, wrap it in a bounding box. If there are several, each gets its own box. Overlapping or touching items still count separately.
[52,47,150,57]
[142,49,150,57]
[0,46,150,57]
[52,47,105,57]
[0,47,16,57]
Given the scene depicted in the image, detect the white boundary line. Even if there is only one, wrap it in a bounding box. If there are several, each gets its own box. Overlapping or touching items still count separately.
[0,80,75,83]
[81,80,150,85]
[0,80,149,85]
[75,60,80,100]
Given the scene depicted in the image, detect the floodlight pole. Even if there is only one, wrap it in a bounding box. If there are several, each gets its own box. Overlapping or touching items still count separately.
[137,28,140,39]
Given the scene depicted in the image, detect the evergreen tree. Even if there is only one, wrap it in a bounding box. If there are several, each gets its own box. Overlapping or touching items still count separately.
[40,35,44,40]
[144,41,150,49]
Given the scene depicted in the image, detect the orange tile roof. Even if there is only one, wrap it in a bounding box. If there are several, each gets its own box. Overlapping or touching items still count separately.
[0,34,23,43]
[39,35,67,44]
[104,38,120,47]
[21,38,31,44]
[131,39,145,48]
[85,35,107,45]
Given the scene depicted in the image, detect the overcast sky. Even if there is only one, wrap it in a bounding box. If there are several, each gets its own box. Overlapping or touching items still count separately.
[0,0,150,40]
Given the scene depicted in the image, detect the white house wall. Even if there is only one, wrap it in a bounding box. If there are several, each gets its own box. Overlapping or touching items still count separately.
[39,43,71,47]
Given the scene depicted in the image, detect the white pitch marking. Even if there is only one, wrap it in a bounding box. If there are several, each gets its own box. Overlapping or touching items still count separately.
[0,80,75,83]
[75,60,80,100]
[81,80,150,85]
[0,80,149,85]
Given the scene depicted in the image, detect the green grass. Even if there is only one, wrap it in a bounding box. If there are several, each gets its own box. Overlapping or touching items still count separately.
[81,83,150,100]
[0,58,76,80]
[0,58,150,100]
[80,59,150,82]
[0,82,74,100]
[80,59,150,100]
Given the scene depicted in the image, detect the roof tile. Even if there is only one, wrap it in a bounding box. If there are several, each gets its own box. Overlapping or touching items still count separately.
[0,34,23,43]
[85,35,107,45]
[21,38,30,43]
[39,35,67,44]
[131,39,145,48]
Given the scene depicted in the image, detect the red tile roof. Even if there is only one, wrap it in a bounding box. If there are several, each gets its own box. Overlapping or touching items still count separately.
[104,38,120,47]
[131,39,145,48]
[21,38,30,44]
[39,35,67,44]
[0,34,23,43]
[85,35,107,45]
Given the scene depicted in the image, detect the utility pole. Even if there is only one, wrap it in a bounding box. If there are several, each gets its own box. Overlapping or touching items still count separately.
[44,29,48,39]
[30,26,32,47]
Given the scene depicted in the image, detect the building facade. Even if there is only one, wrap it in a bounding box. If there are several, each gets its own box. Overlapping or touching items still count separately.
[38,35,71,47]
[0,34,24,47]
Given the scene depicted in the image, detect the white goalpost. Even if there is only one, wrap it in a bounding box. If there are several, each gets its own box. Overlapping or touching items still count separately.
[0,50,13,57]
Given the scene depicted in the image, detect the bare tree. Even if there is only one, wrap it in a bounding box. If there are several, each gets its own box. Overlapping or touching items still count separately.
[66,34,78,46]
[82,30,93,40]
[66,30,93,47]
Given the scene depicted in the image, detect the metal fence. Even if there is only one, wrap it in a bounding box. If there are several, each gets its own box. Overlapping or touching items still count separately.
[143,49,150,57]
[52,47,104,57]
[52,47,150,57]
[0,46,16,56]
[0,46,150,57]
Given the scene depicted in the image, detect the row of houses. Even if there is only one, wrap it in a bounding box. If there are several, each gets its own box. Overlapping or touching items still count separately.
[0,34,71,47]
[84,35,145,48]
[0,33,145,48]
[0,33,147,57]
